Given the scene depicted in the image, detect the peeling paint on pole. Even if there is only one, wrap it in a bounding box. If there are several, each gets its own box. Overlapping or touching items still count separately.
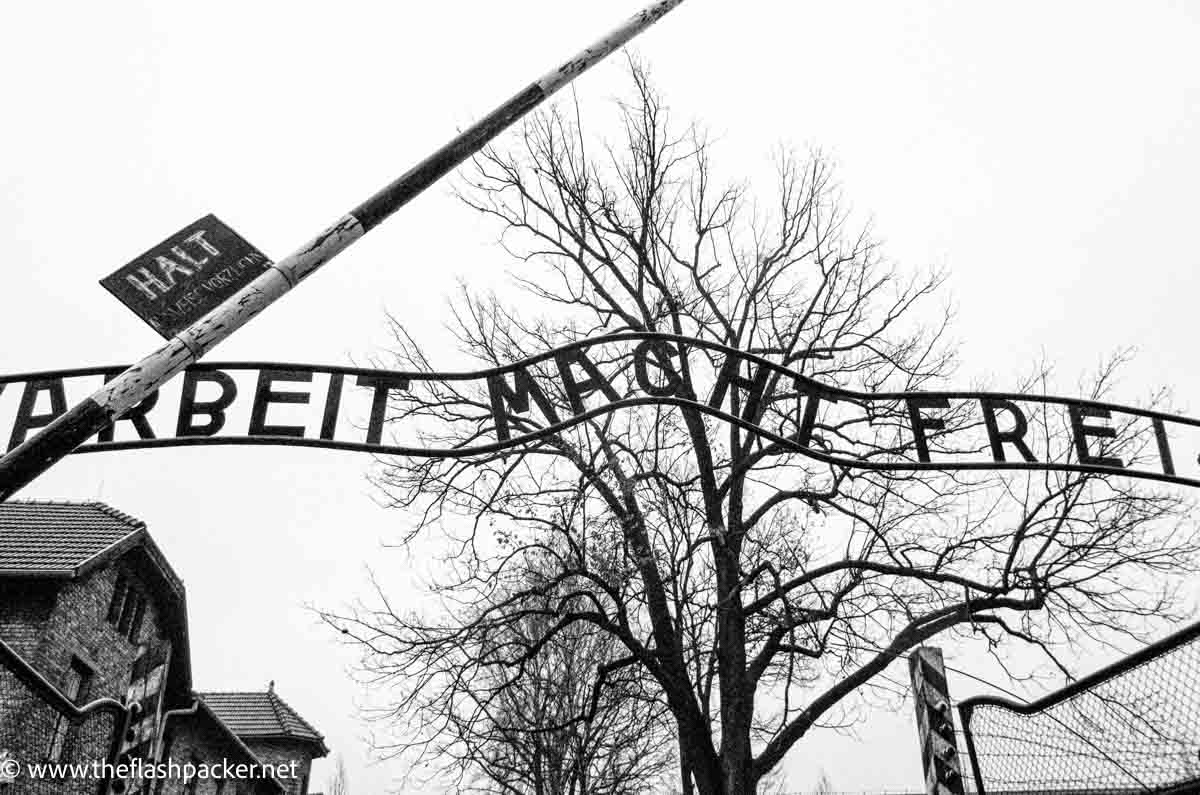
[535,0,683,95]
[0,0,687,500]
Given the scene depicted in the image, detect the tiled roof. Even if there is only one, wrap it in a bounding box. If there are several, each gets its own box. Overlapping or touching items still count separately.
[200,689,328,755]
[0,500,144,574]
[0,499,192,701]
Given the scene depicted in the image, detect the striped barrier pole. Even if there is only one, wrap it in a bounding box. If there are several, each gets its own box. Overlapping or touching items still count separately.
[0,0,687,500]
[909,646,966,795]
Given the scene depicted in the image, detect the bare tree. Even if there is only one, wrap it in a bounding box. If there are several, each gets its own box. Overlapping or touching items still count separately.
[327,754,349,795]
[468,617,673,794]
[326,61,1199,795]
[343,548,675,793]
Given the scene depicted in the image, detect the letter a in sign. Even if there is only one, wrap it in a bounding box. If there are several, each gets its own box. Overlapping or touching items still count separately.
[100,214,271,339]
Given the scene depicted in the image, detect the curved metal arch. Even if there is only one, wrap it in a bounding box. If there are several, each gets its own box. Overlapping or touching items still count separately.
[2,331,1198,488]
[4,330,1199,431]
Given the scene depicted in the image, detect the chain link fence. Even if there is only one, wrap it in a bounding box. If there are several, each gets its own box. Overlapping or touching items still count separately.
[0,638,127,795]
[958,622,1200,795]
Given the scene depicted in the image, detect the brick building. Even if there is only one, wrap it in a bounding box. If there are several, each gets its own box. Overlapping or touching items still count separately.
[0,501,327,794]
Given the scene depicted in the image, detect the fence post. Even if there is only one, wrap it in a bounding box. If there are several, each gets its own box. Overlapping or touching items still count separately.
[909,646,965,795]
[956,702,987,795]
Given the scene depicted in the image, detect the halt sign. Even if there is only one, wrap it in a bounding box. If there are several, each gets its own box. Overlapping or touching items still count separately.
[101,214,271,339]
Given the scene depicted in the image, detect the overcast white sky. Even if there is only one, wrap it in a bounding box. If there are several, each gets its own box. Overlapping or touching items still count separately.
[3,2,1200,792]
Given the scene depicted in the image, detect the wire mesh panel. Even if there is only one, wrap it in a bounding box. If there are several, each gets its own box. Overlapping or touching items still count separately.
[0,639,126,795]
[959,622,1200,794]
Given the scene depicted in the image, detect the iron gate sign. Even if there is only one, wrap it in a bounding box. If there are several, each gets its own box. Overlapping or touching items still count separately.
[1,333,1199,489]
[99,215,271,339]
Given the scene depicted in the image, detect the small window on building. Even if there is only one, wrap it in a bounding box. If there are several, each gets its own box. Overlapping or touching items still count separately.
[114,587,147,643]
[66,658,94,704]
[128,596,147,643]
[107,575,128,623]
[48,658,93,761]
[47,721,68,762]
[117,591,136,634]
